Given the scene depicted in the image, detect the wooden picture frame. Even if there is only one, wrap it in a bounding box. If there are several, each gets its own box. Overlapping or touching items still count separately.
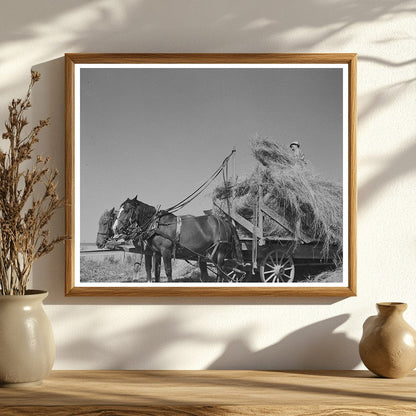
[65,53,356,297]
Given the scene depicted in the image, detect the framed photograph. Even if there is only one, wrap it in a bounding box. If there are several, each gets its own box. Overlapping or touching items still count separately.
[65,53,356,297]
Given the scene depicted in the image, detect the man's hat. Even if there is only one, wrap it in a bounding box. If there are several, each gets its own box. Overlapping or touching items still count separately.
[290,141,300,147]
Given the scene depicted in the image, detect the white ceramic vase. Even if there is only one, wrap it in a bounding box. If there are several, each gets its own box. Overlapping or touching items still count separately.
[0,290,55,387]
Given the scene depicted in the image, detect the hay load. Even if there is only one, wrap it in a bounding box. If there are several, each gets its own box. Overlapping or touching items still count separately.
[213,137,343,260]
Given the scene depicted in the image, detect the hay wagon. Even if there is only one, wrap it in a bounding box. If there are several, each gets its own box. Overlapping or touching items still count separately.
[213,190,337,283]
[212,149,338,283]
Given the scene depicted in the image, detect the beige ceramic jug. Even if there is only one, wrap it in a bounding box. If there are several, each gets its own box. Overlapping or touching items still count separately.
[359,302,416,378]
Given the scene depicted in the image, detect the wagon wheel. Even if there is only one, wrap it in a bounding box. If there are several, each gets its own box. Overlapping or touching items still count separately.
[223,266,246,283]
[225,268,238,283]
[260,249,295,283]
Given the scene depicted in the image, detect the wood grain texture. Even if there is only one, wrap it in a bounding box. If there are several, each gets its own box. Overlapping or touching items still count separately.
[0,370,415,416]
[65,53,357,64]
[65,54,76,296]
[0,371,416,416]
[65,286,356,297]
[64,53,357,297]
[3,405,416,416]
[348,55,358,296]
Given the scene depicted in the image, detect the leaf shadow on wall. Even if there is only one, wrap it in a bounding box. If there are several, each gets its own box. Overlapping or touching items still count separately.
[356,54,416,210]
[54,311,213,370]
[358,138,416,210]
[53,308,359,370]
[207,314,360,370]
[0,0,413,97]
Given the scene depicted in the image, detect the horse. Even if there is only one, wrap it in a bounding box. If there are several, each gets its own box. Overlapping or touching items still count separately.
[112,196,242,282]
[96,208,161,282]
[96,208,118,249]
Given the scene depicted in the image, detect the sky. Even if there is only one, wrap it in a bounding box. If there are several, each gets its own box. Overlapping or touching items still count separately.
[79,65,344,243]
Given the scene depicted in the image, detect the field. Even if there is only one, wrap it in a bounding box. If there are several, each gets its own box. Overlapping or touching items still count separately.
[80,253,216,283]
[80,252,338,283]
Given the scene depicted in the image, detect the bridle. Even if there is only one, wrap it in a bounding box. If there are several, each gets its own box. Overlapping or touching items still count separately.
[114,201,160,240]
[113,205,132,235]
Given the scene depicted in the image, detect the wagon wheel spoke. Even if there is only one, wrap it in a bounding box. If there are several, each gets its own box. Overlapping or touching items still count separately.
[267,256,276,267]
[263,270,276,282]
[265,260,276,269]
[273,253,282,266]
[264,273,277,283]
[226,269,238,283]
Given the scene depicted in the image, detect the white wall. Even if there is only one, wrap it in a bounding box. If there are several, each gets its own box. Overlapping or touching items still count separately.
[1,0,415,370]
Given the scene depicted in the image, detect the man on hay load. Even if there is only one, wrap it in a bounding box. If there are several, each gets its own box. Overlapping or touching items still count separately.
[289,140,306,164]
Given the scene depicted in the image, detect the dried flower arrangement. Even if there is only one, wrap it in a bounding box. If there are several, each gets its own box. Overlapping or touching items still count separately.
[0,71,65,295]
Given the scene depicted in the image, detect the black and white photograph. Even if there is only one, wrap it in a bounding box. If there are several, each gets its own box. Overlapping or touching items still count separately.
[65,54,356,296]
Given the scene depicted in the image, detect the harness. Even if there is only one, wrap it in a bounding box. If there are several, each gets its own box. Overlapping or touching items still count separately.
[112,203,245,280]
[125,210,231,265]
[149,216,182,258]
[201,216,231,262]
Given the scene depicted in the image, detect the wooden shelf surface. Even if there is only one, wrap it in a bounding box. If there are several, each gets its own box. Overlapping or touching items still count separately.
[0,370,415,415]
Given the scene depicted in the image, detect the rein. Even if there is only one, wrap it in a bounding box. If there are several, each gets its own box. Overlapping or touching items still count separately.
[165,149,235,213]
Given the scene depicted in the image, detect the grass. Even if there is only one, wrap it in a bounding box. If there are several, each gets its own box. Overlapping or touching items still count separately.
[80,254,216,283]
[80,253,340,283]
[302,266,343,283]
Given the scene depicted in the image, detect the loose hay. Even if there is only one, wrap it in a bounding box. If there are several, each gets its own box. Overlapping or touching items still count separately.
[308,266,343,283]
[213,137,343,260]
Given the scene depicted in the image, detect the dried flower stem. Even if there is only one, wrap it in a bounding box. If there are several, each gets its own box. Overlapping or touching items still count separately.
[0,71,65,295]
